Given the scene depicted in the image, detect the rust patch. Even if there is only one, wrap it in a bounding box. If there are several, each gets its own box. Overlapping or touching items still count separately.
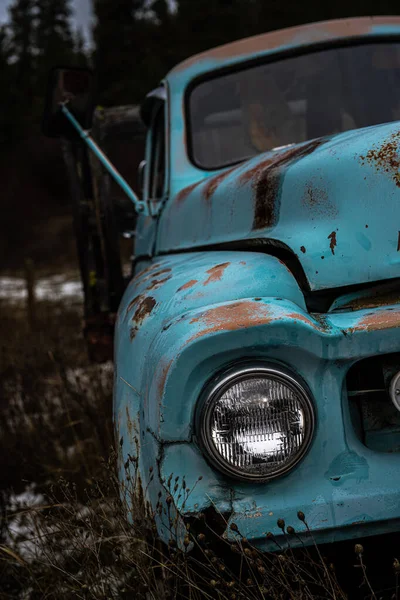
[175,180,203,205]
[350,308,400,332]
[287,312,328,332]
[134,262,165,283]
[178,279,198,292]
[300,246,306,254]
[246,139,325,231]
[130,296,157,340]
[157,360,174,399]
[304,186,328,207]
[203,262,230,286]
[328,231,337,255]
[302,183,339,218]
[126,405,134,437]
[188,301,322,342]
[360,130,400,188]
[126,294,142,317]
[146,276,172,291]
[138,268,171,286]
[203,166,236,203]
[133,297,157,324]
[189,301,273,338]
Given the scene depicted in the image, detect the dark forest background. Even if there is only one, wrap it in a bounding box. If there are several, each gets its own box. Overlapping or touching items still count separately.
[1,0,400,272]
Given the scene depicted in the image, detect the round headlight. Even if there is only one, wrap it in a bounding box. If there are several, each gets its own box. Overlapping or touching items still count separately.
[197,364,315,482]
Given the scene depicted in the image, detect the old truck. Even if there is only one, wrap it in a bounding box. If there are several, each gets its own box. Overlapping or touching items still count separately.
[44,16,400,551]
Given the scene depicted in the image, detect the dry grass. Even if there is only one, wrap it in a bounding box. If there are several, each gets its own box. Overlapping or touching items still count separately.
[0,293,397,599]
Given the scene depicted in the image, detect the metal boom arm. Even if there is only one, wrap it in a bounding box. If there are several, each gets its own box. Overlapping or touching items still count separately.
[61,103,148,216]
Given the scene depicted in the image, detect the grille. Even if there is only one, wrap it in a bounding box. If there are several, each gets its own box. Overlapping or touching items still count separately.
[347,354,400,452]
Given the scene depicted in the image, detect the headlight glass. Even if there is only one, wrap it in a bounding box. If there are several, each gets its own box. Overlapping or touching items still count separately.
[198,365,315,481]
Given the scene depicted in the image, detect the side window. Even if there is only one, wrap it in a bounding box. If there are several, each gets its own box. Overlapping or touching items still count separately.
[148,106,166,201]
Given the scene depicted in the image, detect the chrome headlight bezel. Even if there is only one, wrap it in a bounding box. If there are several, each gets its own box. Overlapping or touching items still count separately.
[195,362,315,483]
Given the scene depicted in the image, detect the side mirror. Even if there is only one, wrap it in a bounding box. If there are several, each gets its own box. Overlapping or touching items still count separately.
[42,67,95,139]
[138,160,146,197]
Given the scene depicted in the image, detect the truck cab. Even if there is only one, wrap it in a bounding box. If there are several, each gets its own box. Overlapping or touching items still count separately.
[45,16,400,550]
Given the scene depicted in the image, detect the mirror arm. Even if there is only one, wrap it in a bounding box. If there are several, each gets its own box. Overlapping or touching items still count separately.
[61,103,148,216]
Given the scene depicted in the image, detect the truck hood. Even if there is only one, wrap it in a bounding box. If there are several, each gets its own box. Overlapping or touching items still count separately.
[158,121,400,291]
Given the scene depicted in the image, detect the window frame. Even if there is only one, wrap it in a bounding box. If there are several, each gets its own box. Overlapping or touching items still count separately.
[142,92,168,212]
[185,35,400,172]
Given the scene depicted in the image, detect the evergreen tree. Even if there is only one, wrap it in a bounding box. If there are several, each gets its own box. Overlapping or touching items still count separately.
[8,0,35,90]
[34,0,75,92]
[0,25,13,146]
[92,0,142,105]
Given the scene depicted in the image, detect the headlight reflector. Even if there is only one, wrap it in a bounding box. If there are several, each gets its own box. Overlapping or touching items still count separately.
[197,364,315,482]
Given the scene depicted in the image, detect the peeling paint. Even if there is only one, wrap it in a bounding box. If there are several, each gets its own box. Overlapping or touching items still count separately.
[203,262,230,286]
[186,300,284,342]
[175,180,203,205]
[178,279,198,292]
[328,231,337,255]
[130,296,157,339]
[350,308,400,332]
[203,167,235,203]
[157,359,174,399]
[250,139,325,230]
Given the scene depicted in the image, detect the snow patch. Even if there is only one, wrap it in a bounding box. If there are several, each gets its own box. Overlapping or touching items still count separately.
[0,275,83,303]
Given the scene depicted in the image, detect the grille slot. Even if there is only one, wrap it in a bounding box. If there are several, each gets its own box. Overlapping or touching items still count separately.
[347,354,400,452]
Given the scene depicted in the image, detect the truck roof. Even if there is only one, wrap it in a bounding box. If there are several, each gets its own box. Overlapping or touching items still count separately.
[167,16,400,85]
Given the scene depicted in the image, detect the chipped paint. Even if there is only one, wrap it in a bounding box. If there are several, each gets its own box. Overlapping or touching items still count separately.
[203,262,230,285]
[202,166,235,203]
[175,180,203,205]
[157,359,174,399]
[351,307,400,332]
[188,300,275,341]
[251,139,325,230]
[178,279,198,292]
[130,296,157,339]
[328,231,337,255]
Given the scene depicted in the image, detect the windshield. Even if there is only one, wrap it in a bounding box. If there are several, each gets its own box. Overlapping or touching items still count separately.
[189,43,400,170]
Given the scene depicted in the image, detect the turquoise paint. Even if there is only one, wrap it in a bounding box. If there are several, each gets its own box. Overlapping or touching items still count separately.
[115,20,400,550]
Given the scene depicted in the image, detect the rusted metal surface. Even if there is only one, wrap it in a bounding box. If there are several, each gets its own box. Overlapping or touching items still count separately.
[160,120,400,292]
[328,231,337,255]
[177,279,198,291]
[302,183,339,218]
[360,130,400,188]
[350,307,400,332]
[170,17,400,75]
[251,139,325,230]
[202,166,236,204]
[189,300,274,337]
[128,295,157,339]
[203,262,230,285]
[175,180,203,205]
[156,359,174,400]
